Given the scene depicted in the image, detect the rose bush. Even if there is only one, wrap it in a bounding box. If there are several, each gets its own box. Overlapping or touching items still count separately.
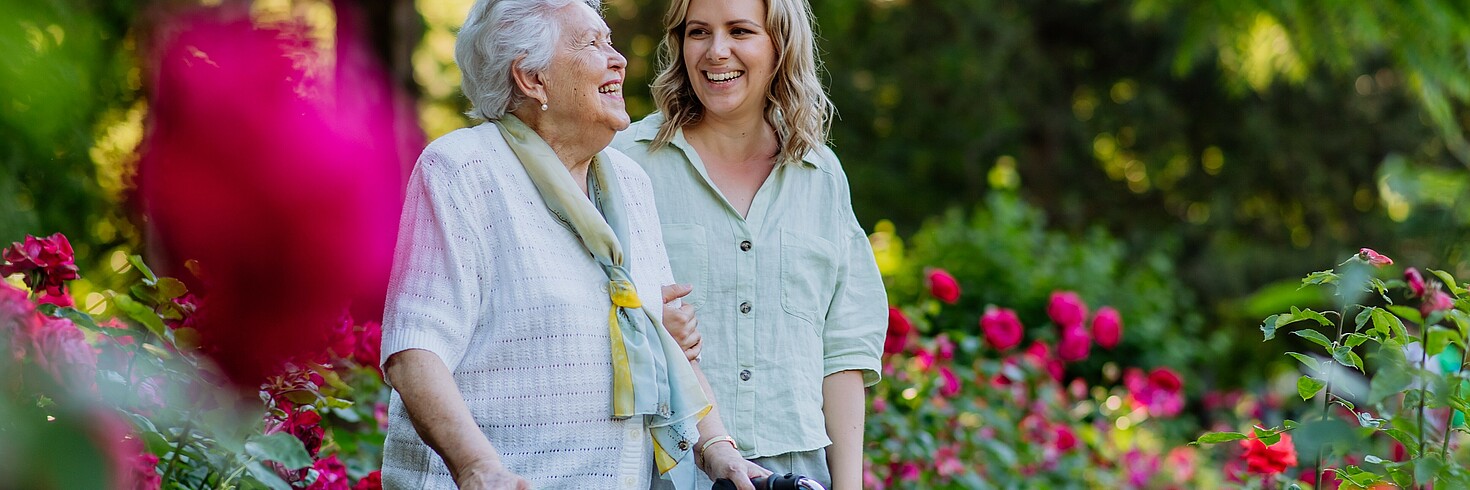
[0,233,386,489]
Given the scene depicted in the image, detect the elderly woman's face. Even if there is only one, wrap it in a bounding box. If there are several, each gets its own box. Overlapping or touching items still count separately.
[681,0,777,121]
[541,3,629,134]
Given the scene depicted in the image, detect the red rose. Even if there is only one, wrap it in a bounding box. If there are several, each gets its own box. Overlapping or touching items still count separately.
[352,471,382,490]
[270,409,326,457]
[1148,367,1182,392]
[980,306,1024,351]
[925,268,961,304]
[354,320,383,372]
[1024,341,1064,381]
[1047,291,1088,328]
[1057,325,1091,362]
[1405,268,1427,297]
[884,307,912,355]
[1091,306,1122,349]
[1,233,80,296]
[1240,431,1298,475]
[1358,248,1393,267]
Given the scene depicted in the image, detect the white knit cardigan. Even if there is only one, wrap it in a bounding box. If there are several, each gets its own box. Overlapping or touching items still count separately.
[379,123,674,489]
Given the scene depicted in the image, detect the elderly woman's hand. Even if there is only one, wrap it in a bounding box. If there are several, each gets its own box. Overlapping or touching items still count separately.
[455,460,531,490]
[661,283,702,361]
[699,441,771,490]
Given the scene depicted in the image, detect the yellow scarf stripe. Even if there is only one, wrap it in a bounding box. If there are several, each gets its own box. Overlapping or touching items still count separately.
[608,304,635,418]
[651,433,679,474]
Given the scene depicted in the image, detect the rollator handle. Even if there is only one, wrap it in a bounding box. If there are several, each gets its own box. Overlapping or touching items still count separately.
[712,473,827,490]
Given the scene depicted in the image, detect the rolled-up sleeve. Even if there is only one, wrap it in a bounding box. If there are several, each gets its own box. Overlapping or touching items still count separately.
[822,225,887,386]
[379,152,483,383]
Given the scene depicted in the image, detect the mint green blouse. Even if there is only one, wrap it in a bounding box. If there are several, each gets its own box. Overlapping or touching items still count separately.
[612,113,887,459]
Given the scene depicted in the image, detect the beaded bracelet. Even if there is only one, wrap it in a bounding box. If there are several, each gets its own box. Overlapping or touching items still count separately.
[699,435,738,453]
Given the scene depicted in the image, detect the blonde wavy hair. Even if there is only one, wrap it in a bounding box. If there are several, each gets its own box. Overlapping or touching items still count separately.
[648,0,833,166]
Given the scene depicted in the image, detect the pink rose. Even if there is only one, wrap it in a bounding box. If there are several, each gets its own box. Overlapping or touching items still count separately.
[1057,325,1091,362]
[1024,341,1064,381]
[306,455,351,490]
[1,233,80,296]
[1047,291,1088,328]
[935,444,964,477]
[1126,367,1185,417]
[1405,268,1427,297]
[1148,367,1182,392]
[1091,306,1122,349]
[935,334,955,360]
[980,306,1024,351]
[1422,289,1455,317]
[1358,248,1393,267]
[925,268,961,304]
[268,409,325,457]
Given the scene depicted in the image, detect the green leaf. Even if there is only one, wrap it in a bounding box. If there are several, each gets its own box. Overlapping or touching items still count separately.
[1373,308,1410,340]
[1355,307,1374,331]
[246,461,293,490]
[1344,333,1372,348]
[1285,352,1320,373]
[1293,307,1334,326]
[127,255,158,285]
[1303,270,1338,286]
[1387,305,1425,326]
[1416,455,1445,486]
[1297,375,1326,400]
[1292,329,1334,349]
[37,305,101,332]
[1283,419,1300,430]
[1430,269,1466,296]
[245,432,312,470]
[1451,310,1470,342]
[1382,428,1419,457]
[1338,465,1384,486]
[1192,432,1248,445]
[1253,426,1281,445]
[1428,325,1462,353]
[1333,346,1365,372]
[1261,314,1279,341]
[154,277,188,301]
[111,295,166,339]
[142,430,171,457]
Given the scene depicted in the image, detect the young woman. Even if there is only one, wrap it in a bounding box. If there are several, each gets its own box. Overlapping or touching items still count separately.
[613,0,886,488]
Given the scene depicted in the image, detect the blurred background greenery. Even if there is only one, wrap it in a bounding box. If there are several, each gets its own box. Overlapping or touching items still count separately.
[2,0,1468,391]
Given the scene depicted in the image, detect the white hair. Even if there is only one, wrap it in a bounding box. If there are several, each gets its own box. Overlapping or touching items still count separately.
[456,0,602,120]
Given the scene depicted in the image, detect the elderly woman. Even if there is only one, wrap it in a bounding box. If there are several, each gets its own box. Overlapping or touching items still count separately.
[378,0,758,488]
[612,0,887,488]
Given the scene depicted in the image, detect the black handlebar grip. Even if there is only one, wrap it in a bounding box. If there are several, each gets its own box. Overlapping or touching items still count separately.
[713,473,804,490]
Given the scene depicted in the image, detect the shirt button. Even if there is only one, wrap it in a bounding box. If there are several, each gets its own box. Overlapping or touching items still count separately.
[624,476,637,486]
[739,369,752,381]
[678,440,690,451]
[739,240,752,251]
[739,302,751,314]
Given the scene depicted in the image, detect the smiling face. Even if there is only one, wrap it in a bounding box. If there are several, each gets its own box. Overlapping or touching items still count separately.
[540,2,629,134]
[681,0,777,122]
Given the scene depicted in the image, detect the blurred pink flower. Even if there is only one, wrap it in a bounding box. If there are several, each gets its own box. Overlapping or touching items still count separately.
[884,306,911,355]
[980,306,1023,351]
[1241,431,1297,475]
[1422,288,1455,317]
[31,316,98,393]
[1358,248,1393,267]
[1057,325,1091,362]
[1053,425,1078,452]
[1405,268,1427,297]
[354,320,383,372]
[938,366,961,397]
[1091,306,1122,349]
[1024,341,1064,381]
[872,397,888,414]
[1046,291,1088,328]
[914,348,935,372]
[307,455,351,490]
[1123,449,1160,487]
[935,334,955,360]
[327,312,357,362]
[1166,447,1197,484]
[137,8,416,387]
[1125,367,1184,417]
[925,268,961,304]
[935,444,965,478]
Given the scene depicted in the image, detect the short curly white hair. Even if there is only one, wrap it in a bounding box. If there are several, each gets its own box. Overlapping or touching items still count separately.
[456,0,602,120]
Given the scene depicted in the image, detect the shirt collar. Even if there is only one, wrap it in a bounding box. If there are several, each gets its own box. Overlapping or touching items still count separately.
[633,112,824,170]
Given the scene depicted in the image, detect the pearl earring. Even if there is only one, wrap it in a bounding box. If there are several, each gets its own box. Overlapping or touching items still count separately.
[540,101,549,111]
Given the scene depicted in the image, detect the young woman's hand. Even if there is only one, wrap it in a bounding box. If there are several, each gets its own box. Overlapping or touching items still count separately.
[699,442,771,490]
[661,283,703,361]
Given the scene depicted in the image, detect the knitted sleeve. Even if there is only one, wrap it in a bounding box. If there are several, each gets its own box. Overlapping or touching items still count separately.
[379,148,484,384]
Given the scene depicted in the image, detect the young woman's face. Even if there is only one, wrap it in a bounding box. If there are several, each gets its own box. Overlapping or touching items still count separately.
[541,2,629,134]
[681,0,777,121]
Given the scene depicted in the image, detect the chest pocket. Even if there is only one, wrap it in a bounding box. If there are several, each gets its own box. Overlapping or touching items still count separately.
[661,223,708,308]
[780,229,839,332]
